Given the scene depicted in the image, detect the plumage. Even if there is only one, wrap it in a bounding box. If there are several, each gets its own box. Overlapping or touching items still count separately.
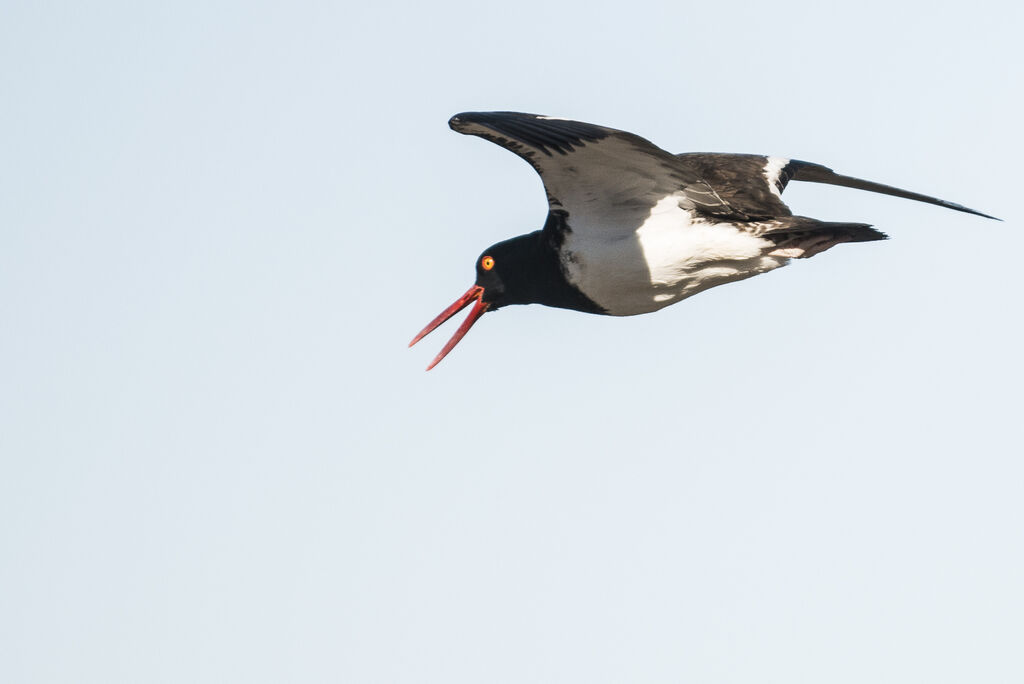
[410,112,997,369]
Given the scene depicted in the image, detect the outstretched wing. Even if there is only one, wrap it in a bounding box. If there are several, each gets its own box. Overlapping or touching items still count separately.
[676,153,998,220]
[781,160,998,219]
[449,112,747,241]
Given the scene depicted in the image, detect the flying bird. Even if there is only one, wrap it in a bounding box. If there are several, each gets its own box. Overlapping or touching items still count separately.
[410,112,997,370]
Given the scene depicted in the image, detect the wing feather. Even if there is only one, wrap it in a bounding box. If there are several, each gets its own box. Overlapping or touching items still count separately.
[449,112,746,241]
[782,160,998,220]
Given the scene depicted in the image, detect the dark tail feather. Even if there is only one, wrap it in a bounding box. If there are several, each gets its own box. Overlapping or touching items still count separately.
[785,160,1000,220]
[824,221,889,243]
[761,218,888,259]
[762,216,888,242]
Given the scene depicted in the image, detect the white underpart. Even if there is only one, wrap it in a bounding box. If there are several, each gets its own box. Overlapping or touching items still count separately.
[768,246,805,258]
[562,192,787,316]
[762,156,789,198]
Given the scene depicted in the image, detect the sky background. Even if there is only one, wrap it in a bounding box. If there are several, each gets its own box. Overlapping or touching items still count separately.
[2,1,1022,682]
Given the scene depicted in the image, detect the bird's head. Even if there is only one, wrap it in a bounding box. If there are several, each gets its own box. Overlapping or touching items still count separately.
[409,236,537,370]
[409,231,601,370]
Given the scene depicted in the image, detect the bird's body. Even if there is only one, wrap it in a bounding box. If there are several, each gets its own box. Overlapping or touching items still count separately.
[410,112,996,369]
[563,198,786,315]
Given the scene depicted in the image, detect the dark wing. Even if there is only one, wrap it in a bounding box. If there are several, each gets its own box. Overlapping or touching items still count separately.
[676,153,998,220]
[449,112,749,241]
[780,160,999,220]
[675,153,793,218]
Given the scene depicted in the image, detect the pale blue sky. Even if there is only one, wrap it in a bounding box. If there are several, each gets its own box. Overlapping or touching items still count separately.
[2,1,1022,682]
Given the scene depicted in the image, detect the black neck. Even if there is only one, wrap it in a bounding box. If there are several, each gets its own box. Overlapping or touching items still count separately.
[494,229,603,314]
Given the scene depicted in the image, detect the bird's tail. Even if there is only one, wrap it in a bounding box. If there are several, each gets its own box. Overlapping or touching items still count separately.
[761,217,888,259]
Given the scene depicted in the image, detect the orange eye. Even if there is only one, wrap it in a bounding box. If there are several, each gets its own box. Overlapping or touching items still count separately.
[481,256,495,271]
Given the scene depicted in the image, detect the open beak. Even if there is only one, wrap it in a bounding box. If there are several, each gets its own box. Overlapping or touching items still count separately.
[409,285,490,370]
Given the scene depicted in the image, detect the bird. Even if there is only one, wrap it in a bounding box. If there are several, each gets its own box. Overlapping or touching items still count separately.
[409,111,997,370]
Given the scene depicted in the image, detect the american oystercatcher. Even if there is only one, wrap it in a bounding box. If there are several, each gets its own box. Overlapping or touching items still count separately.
[410,112,997,370]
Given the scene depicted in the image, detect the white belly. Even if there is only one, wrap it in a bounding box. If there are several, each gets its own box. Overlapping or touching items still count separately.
[561,193,788,316]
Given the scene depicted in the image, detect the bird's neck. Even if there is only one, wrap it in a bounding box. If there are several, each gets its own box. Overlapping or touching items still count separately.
[501,230,603,314]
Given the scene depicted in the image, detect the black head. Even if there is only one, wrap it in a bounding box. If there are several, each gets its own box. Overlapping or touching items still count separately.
[409,231,600,370]
[407,234,540,371]
[471,234,543,310]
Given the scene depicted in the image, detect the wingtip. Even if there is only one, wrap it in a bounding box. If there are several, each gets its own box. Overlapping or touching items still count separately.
[963,207,1001,221]
[950,201,1000,220]
[448,114,468,133]
[449,111,542,133]
[448,112,487,133]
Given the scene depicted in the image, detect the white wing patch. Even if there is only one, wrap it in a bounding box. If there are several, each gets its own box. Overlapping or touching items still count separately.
[537,135,694,240]
[763,156,790,199]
